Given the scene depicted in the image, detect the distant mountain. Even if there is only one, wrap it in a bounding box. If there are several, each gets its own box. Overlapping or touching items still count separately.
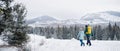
[27,11,120,27]
[27,15,58,24]
[81,11,120,24]
[104,11,120,17]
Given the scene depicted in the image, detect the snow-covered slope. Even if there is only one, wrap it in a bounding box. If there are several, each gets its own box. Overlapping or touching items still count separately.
[0,34,120,51]
[0,47,18,51]
[27,15,58,27]
[105,11,120,17]
[81,11,120,24]
[26,34,120,51]
[27,11,120,27]
[27,15,58,24]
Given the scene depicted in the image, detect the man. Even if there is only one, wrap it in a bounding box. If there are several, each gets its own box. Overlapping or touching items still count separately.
[77,28,85,46]
[84,25,92,46]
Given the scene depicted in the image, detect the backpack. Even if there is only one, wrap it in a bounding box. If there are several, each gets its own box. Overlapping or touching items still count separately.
[86,25,92,34]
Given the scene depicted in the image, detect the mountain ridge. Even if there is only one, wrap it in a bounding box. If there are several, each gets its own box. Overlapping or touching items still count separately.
[26,11,120,27]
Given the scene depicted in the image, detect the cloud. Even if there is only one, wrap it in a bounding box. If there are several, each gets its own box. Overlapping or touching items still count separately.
[15,0,120,20]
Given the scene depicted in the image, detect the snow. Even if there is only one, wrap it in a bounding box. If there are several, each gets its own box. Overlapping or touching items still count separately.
[0,39,7,46]
[81,12,120,24]
[28,12,120,27]
[0,47,18,51]
[99,13,120,22]
[0,34,120,51]
[27,34,120,51]
[0,38,18,51]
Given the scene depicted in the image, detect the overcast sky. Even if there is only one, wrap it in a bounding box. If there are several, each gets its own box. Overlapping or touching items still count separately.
[16,0,120,20]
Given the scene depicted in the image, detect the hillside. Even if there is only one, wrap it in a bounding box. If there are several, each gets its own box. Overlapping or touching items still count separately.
[27,11,120,27]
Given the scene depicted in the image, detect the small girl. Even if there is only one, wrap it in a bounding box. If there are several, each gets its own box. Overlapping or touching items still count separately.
[77,28,85,46]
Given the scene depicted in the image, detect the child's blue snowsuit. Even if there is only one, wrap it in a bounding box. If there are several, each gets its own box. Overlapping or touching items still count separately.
[77,31,85,46]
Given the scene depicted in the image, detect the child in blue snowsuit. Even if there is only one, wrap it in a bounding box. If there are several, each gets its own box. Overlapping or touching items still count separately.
[77,30,85,46]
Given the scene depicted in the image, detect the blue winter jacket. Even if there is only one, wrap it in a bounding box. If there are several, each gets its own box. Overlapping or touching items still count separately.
[77,31,85,40]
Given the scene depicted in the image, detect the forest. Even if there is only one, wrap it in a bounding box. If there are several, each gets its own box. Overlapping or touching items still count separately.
[28,23,120,40]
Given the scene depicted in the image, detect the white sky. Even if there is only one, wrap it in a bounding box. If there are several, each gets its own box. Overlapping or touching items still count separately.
[16,0,120,20]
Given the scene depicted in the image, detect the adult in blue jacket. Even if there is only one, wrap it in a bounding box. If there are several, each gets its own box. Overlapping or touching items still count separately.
[77,30,85,46]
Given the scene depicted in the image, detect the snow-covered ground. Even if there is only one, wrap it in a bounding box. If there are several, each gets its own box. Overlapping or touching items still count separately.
[27,34,120,51]
[0,34,120,51]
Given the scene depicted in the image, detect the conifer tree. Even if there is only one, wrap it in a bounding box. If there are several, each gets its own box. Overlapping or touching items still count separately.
[0,0,28,48]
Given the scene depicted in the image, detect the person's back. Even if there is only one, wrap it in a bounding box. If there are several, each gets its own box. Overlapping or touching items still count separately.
[84,25,92,46]
[77,31,85,40]
[77,30,85,46]
[86,25,92,35]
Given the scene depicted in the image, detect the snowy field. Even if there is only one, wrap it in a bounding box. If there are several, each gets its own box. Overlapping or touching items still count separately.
[0,34,120,51]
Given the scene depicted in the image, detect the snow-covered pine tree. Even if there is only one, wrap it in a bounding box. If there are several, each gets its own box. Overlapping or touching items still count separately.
[108,23,113,40]
[0,6,4,35]
[102,28,109,40]
[62,26,68,39]
[56,26,63,39]
[0,0,13,35]
[74,25,79,39]
[113,23,119,40]
[0,0,28,48]
[8,4,29,47]
[117,27,120,40]
[96,25,103,40]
